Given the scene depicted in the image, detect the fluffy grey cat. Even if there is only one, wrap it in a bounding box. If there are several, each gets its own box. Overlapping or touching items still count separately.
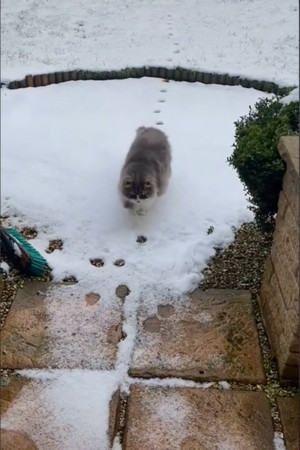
[119,126,172,215]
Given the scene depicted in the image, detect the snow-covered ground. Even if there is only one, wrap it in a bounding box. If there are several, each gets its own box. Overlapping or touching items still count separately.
[1,78,264,295]
[1,0,298,86]
[1,370,120,450]
[1,78,272,449]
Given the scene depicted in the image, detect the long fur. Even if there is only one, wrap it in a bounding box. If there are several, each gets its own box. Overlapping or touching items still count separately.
[119,127,172,214]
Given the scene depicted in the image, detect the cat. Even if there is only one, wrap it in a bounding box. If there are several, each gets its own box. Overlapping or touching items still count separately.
[119,126,172,216]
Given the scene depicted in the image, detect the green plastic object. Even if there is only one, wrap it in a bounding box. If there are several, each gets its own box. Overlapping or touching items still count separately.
[1,226,49,276]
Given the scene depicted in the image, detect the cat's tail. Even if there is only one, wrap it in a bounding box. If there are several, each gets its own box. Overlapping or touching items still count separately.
[136,126,146,135]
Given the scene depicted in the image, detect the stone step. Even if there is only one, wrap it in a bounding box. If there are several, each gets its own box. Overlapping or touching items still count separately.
[277,395,299,450]
[130,289,265,384]
[1,282,283,449]
[1,281,122,370]
[0,372,119,449]
[123,384,274,450]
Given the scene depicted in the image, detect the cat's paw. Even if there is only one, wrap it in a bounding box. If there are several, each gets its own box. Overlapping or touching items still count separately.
[129,208,137,216]
[136,208,147,216]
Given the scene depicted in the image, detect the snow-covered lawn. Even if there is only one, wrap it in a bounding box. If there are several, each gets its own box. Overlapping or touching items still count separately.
[2,78,266,295]
[1,0,298,86]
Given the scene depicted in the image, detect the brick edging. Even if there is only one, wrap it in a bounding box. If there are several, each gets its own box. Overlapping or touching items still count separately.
[3,67,295,95]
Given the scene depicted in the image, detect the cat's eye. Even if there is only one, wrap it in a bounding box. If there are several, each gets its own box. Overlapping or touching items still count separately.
[124,180,132,187]
[144,181,151,188]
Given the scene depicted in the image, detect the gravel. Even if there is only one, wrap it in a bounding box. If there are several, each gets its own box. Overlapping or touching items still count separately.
[0,222,52,386]
[46,239,63,253]
[200,222,273,294]
[0,254,52,387]
[199,221,298,432]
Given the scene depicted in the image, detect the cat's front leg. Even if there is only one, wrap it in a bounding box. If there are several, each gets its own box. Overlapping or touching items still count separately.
[123,200,139,216]
[123,200,134,209]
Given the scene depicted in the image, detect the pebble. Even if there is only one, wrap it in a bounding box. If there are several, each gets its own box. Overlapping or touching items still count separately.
[114,259,125,267]
[46,239,63,253]
[136,235,147,243]
[21,226,38,239]
[62,276,78,283]
[90,258,104,267]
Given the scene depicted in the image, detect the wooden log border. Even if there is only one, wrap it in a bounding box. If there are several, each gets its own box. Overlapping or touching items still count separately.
[2,66,295,96]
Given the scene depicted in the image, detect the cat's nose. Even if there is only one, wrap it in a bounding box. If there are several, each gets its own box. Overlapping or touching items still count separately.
[137,199,141,203]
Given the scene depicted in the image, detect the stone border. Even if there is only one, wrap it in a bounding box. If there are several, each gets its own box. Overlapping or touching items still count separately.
[259,136,299,385]
[3,67,295,95]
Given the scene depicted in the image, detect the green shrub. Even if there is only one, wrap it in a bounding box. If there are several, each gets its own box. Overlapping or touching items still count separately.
[228,96,299,226]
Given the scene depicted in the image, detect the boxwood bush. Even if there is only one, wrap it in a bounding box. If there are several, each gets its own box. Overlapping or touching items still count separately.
[228,95,299,227]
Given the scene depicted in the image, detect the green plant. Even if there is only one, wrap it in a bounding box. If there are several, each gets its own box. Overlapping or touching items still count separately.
[228,96,299,226]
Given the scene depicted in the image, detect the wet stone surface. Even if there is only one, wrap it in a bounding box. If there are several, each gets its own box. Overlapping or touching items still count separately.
[85,292,101,306]
[1,429,38,450]
[1,282,122,370]
[123,384,274,450]
[130,289,265,383]
[277,395,299,450]
[1,373,120,449]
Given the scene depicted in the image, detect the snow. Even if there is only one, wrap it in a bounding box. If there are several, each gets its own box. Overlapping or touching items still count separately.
[280,87,299,105]
[218,381,231,389]
[40,283,122,370]
[1,78,266,297]
[12,241,22,257]
[0,261,10,274]
[129,377,214,390]
[1,369,119,450]
[112,437,122,450]
[273,432,287,450]
[1,78,270,448]
[137,387,192,445]
[1,0,298,86]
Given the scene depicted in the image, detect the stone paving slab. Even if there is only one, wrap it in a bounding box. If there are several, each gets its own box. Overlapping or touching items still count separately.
[0,429,38,450]
[130,289,265,383]
[1,375,41,450]
[277,395,299,450]
[1,282,122,369]
[123,384,274,450]
[1,372,119,449]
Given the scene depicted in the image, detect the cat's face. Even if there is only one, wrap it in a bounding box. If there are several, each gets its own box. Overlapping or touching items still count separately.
[120,175,157,204]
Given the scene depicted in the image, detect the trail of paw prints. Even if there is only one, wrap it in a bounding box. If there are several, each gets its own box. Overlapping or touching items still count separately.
[166,13,181,57]
[166,13,175,63]
[153,13,181,128]
[173,41,180,54]
[154,86,167,127]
